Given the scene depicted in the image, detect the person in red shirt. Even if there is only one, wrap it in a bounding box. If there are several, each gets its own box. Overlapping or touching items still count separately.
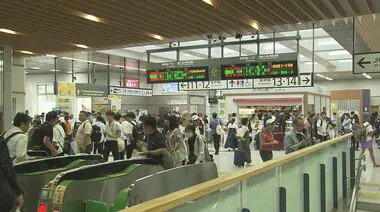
[260,116,279,162]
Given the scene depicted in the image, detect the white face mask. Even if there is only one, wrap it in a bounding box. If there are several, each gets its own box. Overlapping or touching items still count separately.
[185,132,194,138]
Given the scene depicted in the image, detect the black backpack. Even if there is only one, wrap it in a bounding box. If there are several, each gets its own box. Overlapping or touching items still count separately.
[28,127,44,150]
[91,125,102,143]
[131,122,139,143]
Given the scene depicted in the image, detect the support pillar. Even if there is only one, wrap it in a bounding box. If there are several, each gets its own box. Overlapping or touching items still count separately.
[1,45,13,130]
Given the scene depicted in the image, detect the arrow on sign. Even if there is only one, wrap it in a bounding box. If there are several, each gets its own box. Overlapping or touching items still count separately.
[357,57,371,68]
[229,80,236,87]
[302,77,310,84]
[180,83,187,89]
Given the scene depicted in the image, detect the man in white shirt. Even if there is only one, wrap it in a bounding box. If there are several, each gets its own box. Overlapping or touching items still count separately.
[317,112,328,142]
[93,116,106,154]
[104,111,122,161]
[53,122,66,155]
[4,113,32,164]
[123,112,137,159]
[76,111,93,154]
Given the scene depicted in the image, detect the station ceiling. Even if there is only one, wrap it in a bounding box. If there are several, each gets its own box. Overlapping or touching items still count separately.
[1,0,380,56]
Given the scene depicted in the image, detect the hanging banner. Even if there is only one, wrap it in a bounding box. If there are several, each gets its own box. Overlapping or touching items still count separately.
[108,95,122,112]
[123,77,139,88]
[109,86,153,97]
[217,99,227,119]
[57,97,71,111]
[94,104,107,113]
[76,84,108,97]
[57,82,76,97]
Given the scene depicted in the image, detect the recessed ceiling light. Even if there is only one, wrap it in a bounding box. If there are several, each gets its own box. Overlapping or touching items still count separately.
[29,67,40,70]
[362,73,372,79]
[50,69,60,72]
[25,71,29,74]
[150,34,164,40]
[297,22,301,25]
[83,14,101,22]
[74,44,89,49]
[202,0,213,6]
[250,22,260,30]
[46,54,57,57]
[18,50,34,55]
[0,28,17,35]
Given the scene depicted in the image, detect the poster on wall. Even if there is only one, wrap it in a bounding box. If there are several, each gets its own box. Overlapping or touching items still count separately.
[57,97,71,111]
[94,104,107,113]
[108,95,122,112]
[217,100,227,119]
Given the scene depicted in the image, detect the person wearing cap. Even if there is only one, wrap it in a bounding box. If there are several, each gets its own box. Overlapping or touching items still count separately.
[259,116,279,162]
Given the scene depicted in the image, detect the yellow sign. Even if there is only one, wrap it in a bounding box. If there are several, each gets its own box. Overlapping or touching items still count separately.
[58,82,76,97]
[108,95,122,112]
[94,104,107,112]
[53,185,67,205]
[331,102,338,113]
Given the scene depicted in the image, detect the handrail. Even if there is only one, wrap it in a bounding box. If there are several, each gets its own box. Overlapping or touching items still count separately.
[349,153,366,212]
[124,133,352,212]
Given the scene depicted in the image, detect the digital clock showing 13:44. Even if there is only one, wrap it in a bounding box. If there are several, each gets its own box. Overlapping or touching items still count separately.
[273,76,298,87]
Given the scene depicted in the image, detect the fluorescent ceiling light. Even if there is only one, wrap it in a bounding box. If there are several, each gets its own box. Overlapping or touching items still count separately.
[303,62,314,65]
[0,28,17,35]
[60,57,110,66]
[316,73,333,81]
[325,77,333,81]
[338,59,352,63]
[83,14,100,22]
[362,73,372,79]
[25,71,29,74]
[18,50,34,55]
[150,34,164,40]
[46,54,57,57]
[250,22,260,30]
[50,69,60,72]
[202,0,213,6]
[114,65,146,71]
[328,50,349,56]
[74,44,89,49]
[29,67,40,70]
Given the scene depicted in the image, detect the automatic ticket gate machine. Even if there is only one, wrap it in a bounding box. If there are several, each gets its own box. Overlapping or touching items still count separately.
[38,158,163,212]
[15,154,103,212]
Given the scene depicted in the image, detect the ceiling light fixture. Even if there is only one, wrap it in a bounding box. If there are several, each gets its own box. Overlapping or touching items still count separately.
[18,50,34,55]
[202,0,213,6]
[29,67,40,70]
[337,59,352,63]
[0,28,17,35]
[362,73,372,79]
[114,65,146,71]
[74,44,89,49]
[250,22,260,30]
[316,73,333,81]
[60,57,110,66]
[50,69,60,72]
[46,54,57,58]
[83,14,101,22]
[150,34,164,40]
[328,50,350,56]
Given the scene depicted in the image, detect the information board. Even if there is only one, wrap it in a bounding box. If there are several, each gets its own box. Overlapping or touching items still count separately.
[147,66,209,84]
[178,80,227,91]
[222,60,298,80]
[253,72,313,88]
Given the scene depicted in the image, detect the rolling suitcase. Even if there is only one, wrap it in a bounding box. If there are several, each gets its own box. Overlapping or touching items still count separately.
[234,138,245,167]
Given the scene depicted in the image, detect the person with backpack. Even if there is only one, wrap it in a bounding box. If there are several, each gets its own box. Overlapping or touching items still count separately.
[92,115,106,154]
[316,112,328,142]
[139,116,166,165]
[359,116,380,167]
[124,112,139,159]
[210,113,223,155]
[3,113,32,164]
[0,113,31,212]
[29,111,59,156]
[235,118,253,166]
[76,111,93,154]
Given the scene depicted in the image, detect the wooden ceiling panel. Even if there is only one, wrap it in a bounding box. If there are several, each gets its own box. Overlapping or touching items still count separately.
[0,0,379,56]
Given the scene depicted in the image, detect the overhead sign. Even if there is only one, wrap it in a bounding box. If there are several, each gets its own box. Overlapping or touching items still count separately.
[76,84,108,97]
[227,79,253,89]
[147,53,298,83]
[56,82,76,97]
[178,80,227,91]
[222,60,298,80]
[109,86,153,96]
[147,66,209,83]
[354,52,380,74]
[253,73,313,88]
[123,77,139,88]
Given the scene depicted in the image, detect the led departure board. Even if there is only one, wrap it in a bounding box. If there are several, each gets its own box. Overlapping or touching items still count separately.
[147,66,209,84]
[221,60,298,80]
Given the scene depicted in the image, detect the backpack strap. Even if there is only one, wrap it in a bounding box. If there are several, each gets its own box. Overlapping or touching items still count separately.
[3,131,24,143]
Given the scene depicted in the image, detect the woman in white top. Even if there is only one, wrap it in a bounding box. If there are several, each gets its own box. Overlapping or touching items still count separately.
[53,122,66,155]
[360,116,380,167]
[167,116,187,166]
[225,118,238,150]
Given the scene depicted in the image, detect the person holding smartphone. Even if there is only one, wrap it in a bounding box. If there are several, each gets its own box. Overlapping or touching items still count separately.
[285,117,311,154]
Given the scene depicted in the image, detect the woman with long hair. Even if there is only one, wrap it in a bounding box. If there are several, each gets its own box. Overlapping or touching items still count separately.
[360,116,380,167]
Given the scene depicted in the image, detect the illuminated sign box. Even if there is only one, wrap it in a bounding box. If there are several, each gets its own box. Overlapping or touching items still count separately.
[147,66,209,84]
[222,60,298,80]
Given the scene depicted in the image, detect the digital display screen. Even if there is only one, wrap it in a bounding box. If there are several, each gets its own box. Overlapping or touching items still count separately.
[147,66,209,83]
[221,60,298,80]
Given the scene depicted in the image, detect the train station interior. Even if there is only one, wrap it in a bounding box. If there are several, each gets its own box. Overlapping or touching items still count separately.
[1,1,380,211]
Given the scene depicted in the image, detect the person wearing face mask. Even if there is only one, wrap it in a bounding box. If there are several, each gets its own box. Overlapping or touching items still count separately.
[185,124,205,164]
[284,117,310,154]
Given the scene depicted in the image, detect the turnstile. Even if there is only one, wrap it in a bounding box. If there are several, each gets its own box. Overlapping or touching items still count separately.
[38,158,163,212]
[15,154,103,212]
[85,162,218,211]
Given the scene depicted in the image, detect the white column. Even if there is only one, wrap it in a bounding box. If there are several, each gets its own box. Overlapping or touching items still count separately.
[12,63,26,115]
[2,45,12,129]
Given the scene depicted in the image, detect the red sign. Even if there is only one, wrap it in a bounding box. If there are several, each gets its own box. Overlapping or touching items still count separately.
[123,77,139,88]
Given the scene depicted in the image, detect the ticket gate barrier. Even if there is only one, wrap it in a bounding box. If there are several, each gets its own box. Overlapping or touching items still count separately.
[15,154,103,212]
[38,158,163,212]
[85,162,218,212]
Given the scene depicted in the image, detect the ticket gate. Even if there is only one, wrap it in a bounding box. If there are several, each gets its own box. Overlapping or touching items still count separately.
[84,162,218,211]
[15,154,103,212]
[37,158,163,212]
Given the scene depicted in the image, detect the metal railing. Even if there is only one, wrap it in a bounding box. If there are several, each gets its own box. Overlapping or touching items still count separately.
[349,153,366,212]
